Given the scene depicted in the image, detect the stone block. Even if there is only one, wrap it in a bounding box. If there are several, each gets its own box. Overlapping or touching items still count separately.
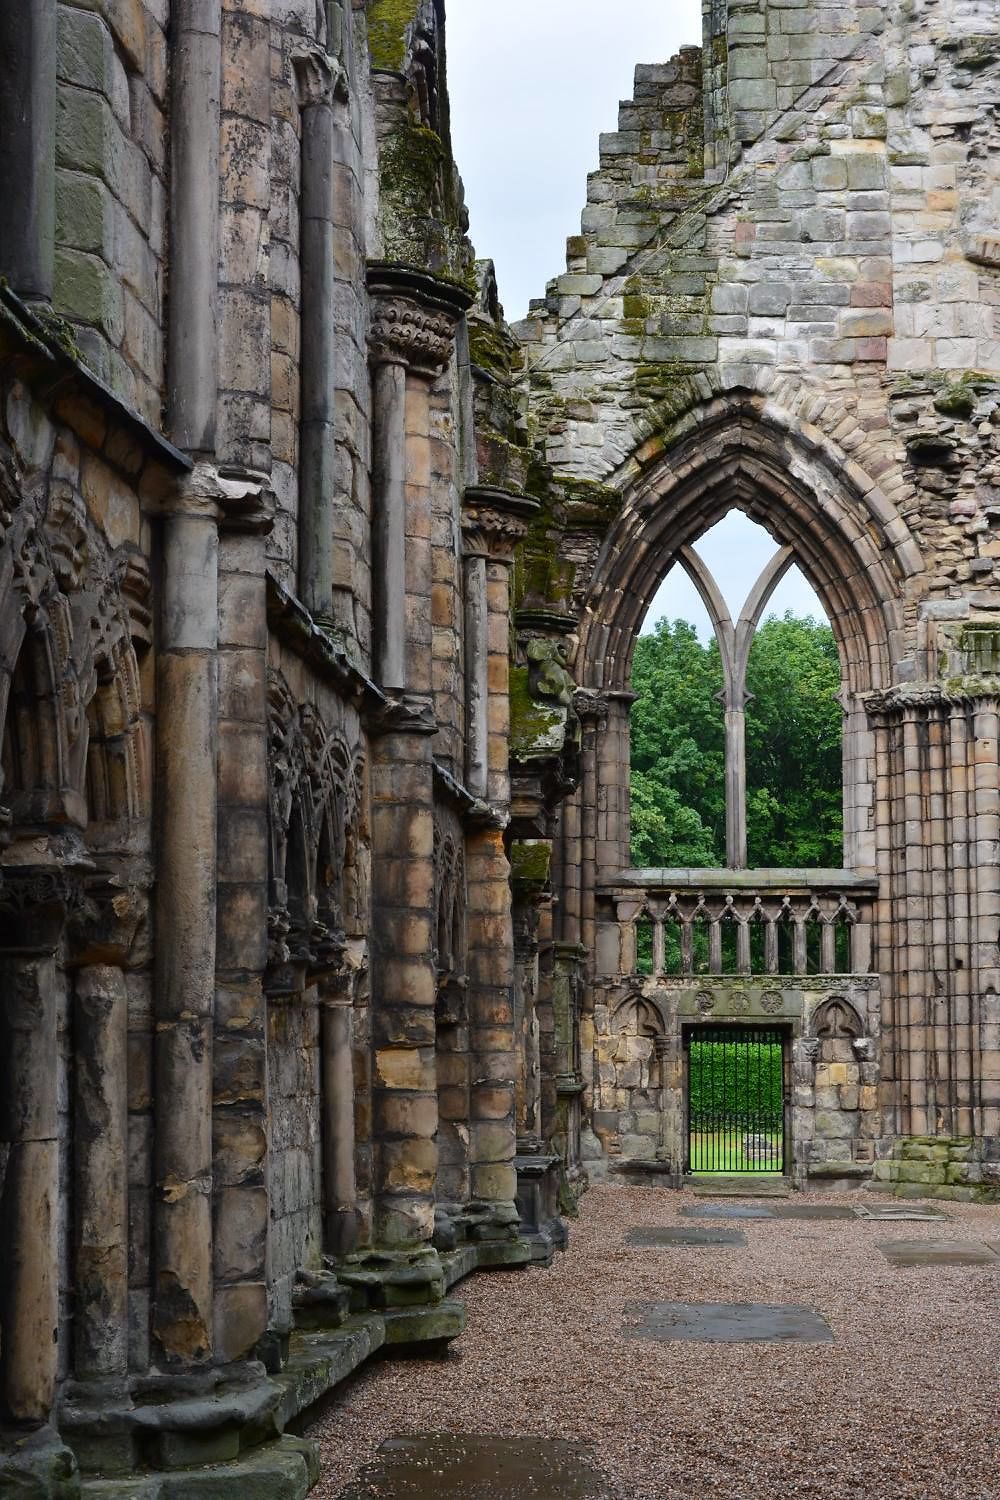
[54,247,124,344]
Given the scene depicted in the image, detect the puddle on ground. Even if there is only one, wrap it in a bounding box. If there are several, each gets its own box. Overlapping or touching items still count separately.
[625,1226,746,1248]
[877,1238,999,1267]
[336,1436,612,1498]
[623,1300,834,1344]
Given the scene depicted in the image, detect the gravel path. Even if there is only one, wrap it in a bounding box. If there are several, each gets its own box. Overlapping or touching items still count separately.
[310,1185,1000,1500]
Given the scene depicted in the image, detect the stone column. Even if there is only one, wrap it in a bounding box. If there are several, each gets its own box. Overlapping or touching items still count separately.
[294,47,348,624]
[154,477,220,1365]
[320,969,360,1258]
[167,0,222,453]
[158,0,223,1363]
[0,871,77,1424]
[0,0,56,302]
[463,549,489,799]
[367,269,468,1249]
[972,701,1000,1138]
[73,965,129,1382]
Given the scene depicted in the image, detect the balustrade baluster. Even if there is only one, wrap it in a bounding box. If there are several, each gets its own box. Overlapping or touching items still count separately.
[765,918,779,974]
[737,920,751,975]
[709,916,722,973]
[821,918,837,972]
[794,919,808,975]
[652,919,665,976]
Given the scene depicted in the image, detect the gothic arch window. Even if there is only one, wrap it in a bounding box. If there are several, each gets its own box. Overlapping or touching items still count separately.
[632,510,844,872]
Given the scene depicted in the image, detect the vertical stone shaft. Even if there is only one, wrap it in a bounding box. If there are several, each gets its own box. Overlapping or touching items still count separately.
[168,0,222,453]
[0,0,56,300]
[370,729,437,1247]
[463,552,489,798]
[296,50,339,622]
[0,955,59,1421]
[972,704,1000,1137]
[156,0,222,1366]
[154,501,219,1364]
[321,991,359,1256]
[74,965,129,1381]
[467,827,518,1209]
[371,359,408,691]
[724,703,747,870]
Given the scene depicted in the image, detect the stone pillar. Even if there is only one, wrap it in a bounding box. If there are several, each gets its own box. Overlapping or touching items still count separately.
[367,269,469,1249]
[154,477,220,1365]
[321,973,360,1258]
[0,871,77,1424]
[0,0,56,302]
[972,701,1000,1138]
[294,47,348,624]
[167,0,222,453]
[73,965,129,1382]
[214,476,273,1364]
[463,550,489,799]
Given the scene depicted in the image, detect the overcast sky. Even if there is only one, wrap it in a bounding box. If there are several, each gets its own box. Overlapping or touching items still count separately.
[446,0,825,636]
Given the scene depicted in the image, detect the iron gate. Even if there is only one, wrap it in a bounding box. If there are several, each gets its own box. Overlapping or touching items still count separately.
[685,1025,787,1175]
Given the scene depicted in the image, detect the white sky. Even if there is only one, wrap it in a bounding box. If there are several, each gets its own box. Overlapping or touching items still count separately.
[446,1,827,637]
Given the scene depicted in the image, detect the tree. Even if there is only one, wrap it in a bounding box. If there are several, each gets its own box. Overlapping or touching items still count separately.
[629,612,843,869]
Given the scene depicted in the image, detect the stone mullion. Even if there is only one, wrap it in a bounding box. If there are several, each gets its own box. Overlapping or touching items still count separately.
[948,707,974,1136]
[0,950,61,1422]
[213,505,272,1364]
[971,703,1000,1137]
[73,965,129,1383]
[0,0,56,304]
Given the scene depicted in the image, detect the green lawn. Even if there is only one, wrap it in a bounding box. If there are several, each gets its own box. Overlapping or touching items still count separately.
[688,1128,783,1174]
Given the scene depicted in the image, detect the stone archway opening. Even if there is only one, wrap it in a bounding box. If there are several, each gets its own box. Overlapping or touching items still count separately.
[581,401,908,1183]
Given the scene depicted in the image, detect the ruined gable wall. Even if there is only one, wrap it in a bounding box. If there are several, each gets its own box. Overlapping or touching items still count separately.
[515,0,1000,671]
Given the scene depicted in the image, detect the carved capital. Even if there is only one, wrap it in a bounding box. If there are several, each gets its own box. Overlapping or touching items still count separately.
[462,485,539,562]
[369,293,458,378]
[367,265,472,379]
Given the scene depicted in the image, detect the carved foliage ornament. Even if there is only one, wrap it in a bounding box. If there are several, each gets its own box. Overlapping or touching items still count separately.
[368,294,458,378]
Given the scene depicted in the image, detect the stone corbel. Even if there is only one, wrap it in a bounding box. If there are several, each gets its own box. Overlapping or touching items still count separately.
[214,465,275,537]
[292,43,348,107]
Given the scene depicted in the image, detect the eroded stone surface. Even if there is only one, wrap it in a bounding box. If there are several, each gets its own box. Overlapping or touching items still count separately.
[681,1203,779,1221]
[337,1437,611,1499]
[623,1302,835,1345]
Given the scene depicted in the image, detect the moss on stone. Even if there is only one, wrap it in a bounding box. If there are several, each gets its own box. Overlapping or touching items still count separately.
[509,666,564,756]
[510,840,552,887]
[933,383,977,419]
[367,0,421,72]
[468,320,516,381]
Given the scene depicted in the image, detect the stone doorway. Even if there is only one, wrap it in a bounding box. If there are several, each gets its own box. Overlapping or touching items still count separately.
[684,1024,788,1175]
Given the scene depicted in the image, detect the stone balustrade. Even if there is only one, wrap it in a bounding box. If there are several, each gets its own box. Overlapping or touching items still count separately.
[596,869,877,981]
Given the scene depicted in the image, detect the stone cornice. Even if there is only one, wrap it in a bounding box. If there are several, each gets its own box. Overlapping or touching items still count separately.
[863,681,1000,715]
[265,571,386,713]
[0,284,191,478]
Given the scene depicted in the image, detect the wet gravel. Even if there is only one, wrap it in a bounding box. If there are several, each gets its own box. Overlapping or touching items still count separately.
[310,1185,1000,1499]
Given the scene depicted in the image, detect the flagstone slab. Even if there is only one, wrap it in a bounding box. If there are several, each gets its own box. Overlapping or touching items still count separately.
[877,1238,999,1267]
[622,1300,835,1344]
[625,1226,747,1247]
[337,1436,612,1499]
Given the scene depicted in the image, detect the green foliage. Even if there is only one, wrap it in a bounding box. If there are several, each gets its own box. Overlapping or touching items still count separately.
[630,619,725,866]
[745,615,843,867]
[629,612,843,868]
[687,1040,784,1123]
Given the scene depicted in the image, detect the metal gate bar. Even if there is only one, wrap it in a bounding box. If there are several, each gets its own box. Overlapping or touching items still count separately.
[685,1025,786,1174]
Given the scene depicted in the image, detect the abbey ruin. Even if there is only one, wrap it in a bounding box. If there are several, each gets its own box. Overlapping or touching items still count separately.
[0,0,998,1493]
